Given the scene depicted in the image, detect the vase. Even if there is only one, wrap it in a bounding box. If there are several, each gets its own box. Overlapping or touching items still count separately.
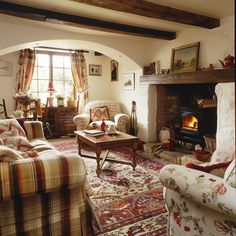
[22,104,30,117]
[57,99,64,107]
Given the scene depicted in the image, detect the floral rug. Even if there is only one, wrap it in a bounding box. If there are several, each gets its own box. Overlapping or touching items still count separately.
[51,138,167,235]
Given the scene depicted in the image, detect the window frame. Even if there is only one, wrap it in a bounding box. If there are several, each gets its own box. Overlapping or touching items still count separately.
[30,50,73,103]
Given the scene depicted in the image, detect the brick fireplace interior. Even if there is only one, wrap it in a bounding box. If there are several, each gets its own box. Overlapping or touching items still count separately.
[156,83,217,148]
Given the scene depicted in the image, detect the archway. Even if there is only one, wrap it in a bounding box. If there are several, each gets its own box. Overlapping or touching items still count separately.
[0,39,141,71]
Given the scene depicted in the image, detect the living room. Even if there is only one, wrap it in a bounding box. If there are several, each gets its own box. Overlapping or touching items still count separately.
[0,0,235,235]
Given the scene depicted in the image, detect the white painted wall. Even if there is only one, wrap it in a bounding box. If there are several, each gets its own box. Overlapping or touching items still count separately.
[152,16,235,71]
[0,14,234,142]
[0,51,19,115]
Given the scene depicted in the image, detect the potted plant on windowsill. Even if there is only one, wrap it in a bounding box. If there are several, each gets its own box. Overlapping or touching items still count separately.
[56,95,65,107]
[67,95,75,107]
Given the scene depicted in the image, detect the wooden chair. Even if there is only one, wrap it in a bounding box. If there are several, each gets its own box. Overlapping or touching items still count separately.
[41,98,52,138]
[0,99,12,119]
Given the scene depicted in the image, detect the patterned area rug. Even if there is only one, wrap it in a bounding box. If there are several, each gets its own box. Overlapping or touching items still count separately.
[51,138,167,235]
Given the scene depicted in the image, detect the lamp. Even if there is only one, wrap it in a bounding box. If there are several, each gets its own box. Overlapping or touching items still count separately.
[47,81,55,107]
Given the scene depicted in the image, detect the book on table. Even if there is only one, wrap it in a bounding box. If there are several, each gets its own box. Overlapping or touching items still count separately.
[83,129,105,136]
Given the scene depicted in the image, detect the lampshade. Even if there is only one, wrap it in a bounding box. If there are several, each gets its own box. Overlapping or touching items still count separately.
[48,81,55,92]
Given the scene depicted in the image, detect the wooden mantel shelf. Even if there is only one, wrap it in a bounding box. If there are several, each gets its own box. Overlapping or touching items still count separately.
[140,68,235,85]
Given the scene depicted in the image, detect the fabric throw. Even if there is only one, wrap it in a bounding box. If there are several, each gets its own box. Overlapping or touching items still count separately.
[90,106,110,122]
[0,145,23,162]
[186,160,233,177]
[0,118,26,137]
[0,130,32,151]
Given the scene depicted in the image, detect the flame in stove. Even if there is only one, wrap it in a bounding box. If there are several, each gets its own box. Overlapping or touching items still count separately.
[183,116,198,131]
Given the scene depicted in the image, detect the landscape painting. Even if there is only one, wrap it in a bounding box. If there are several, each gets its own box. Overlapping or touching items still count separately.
[170,42,200,73]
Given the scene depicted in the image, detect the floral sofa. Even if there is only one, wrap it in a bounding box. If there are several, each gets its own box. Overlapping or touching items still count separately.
[159,82,236,235]
[0,118,91,235]
[73,100,129,133]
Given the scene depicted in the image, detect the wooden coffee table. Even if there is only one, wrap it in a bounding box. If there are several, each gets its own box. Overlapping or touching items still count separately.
[74,130,139,177]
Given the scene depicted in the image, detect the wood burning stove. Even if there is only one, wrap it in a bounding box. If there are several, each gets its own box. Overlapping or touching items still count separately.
[179,106,216,148]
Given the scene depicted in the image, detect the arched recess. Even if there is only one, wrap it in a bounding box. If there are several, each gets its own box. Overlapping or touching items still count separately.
[0,39,156,143]
[0,39,141,71]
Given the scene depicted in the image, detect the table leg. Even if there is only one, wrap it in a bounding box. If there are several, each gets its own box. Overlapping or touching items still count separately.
[131,142,138,171]
[95,148,102,177]
[77,137,82,156]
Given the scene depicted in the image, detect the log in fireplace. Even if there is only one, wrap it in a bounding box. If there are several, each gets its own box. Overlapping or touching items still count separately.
[178,106,217,148]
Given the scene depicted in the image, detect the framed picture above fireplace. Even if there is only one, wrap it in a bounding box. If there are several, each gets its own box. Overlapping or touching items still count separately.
[170,42,200,73]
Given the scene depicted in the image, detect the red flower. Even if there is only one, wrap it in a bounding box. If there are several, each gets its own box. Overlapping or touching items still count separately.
[214,183,227,195]
[184,226,190,232]
[173,212,182,227]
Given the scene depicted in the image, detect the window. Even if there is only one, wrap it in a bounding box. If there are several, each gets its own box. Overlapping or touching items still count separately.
[29,51,73,104]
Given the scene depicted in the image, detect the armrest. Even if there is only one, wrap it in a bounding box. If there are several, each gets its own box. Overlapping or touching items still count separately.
[73,114,90,130]
[114,113,129,133]
[0,153,86,201]
[159,164,236,218]
[24,121,45,141]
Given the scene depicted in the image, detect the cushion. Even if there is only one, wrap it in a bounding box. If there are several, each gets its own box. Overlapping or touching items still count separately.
[0,145,23,162]
[186,160,233,178]
[210,150,234,163]
[0,130,32,151]
[0,118,26,137]
[224,159,235,188]
[90,106,110,122]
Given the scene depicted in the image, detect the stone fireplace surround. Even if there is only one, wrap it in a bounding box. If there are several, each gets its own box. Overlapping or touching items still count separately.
[142,68,234,143]
[152,82,235,155]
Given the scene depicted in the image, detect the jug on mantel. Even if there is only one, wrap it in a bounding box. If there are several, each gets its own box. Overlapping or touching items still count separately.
[219,54,235,68]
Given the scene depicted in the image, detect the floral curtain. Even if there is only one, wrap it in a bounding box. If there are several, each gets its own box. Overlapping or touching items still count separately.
[16,48,36,93]
[70,51,88,114]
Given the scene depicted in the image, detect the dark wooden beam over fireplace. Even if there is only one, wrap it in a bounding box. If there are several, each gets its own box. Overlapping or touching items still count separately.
[71,0,220,29]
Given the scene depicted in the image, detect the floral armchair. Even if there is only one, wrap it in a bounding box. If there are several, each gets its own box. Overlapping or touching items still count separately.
[159,160,236,236]
[73,100,129,133]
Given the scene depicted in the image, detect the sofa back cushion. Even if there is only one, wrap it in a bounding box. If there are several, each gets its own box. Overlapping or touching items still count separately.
[85,100,122,120]
[224,159,236,188]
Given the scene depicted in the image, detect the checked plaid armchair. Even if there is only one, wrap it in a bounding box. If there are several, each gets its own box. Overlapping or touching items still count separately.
[73,100,129,133]
[0,119,91,235]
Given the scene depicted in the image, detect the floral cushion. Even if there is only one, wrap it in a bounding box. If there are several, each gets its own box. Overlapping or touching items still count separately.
[0,130,32,151]
[224,159,236,188]
[90,106,110,122]
[0,118,26,137]
[186,160,232,177]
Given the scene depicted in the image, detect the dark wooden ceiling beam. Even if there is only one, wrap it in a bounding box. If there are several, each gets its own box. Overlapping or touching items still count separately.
[71,0,220,29]
[0,1,176,40]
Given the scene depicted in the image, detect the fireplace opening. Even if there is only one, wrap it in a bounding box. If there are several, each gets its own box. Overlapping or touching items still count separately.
[177,106,217,149]
[182,115,198,132]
